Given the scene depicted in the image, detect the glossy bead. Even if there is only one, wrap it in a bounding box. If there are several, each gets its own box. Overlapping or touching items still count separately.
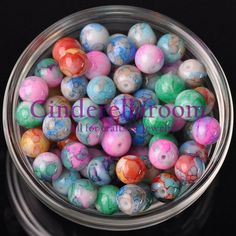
[137,183,153,209]
[114,65,142,93]
[87,156,115,186]
[149,133,178,147]
[52,37,81,61]
[72,98,100,122]
[68,179,97,209]
[87,76,116,105]
[76,117,103,146]
[161,60,182,74]
[34,58,63,88]
[109,94,141,124]
[142,73,160,91]
[135,44,164,74]
[175,155,205,183]
[192,116,221,145]
[61,76,88,101]
[134,89,159,111]
[19,76,49,103]
[33,152,62,181]
[195,87,215,115]
[178,59,207,87]
[85,51,111,79]
[107,35,136,66]
[57,133,77,150]
[61,142,90,171]
[179,140,208,163]
[52,170,80,195]
[16,101,45,128]
[174,89,206,121]
[116,155,146,184]
[101,125,131,157]
[155,73,186,103]
[149,140,179,170]
[143,105,174,135]
[59,49,88,76]
[42,114,72,141]
[151,173,180,202]
[20,128,50,158]
[95,185,119,215]
[157,34,185,64]
[80,23,109,52]
[128,22,157,48]
[116,184,147,215]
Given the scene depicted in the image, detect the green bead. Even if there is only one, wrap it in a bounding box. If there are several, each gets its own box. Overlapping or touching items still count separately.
[175,89,206,121]
[143,105,174,135]
[15,101,45,128]
[155,73,186,103]
[95,185,119,215]
[149,133,178,147]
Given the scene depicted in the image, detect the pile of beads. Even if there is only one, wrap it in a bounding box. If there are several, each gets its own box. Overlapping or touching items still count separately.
[16,22,221,216]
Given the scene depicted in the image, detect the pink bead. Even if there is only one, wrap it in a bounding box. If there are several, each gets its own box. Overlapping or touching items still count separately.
[19,76,49,103]
[85,51,111,79]
[149,139,179,170]
[101,125,131,157]
[135,44,164,74]
[101,117,117,131]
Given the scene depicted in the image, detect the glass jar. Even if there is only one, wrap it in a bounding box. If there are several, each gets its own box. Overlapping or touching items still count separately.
[2,5,233,231]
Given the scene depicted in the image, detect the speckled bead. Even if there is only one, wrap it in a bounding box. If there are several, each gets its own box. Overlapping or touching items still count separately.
[178,59,207,87]
[34,58,63,88]
[33,152,62,181]
[149,133,178,147]
[157,34,185,64]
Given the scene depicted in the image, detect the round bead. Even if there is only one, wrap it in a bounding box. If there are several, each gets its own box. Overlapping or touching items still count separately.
[85,51,111,79]
[114,65,142,93]
[135,44,164,74]
[107,35,136,66]
[16,101,45,128]
[59,49,88,76]
[157,34,185,64]
[179,140,208,163]
[116,155,147,184]
[101,117,117,131]
[143,105,174,135]
[109,94,141,124]
[155,73,186,103]
[33,152,62,181]
[57,133,77,150]
[80,23,109,52]
[76,117,103,146]
[61,76,88,101]
[183,121,194,140]
[151,173,180,202]
[174,89,206,121]
[61,142,90,171]
[142,73,160,91]
[101,125,131,157]
[68,179,97,209]
[52,37,81,61]
[72,98,100,123]
[137,183,153,209]
[20,128,50,158]
[116,184,147,215]
[52,170,80,195]
[134,89,159,111]
[175,155,205,183]
[19,76,49,103]
[192,116,221,145]
[178,59,207,87]
[34,58,63,88]
[87,76,116,105]
[87,156,115,186]
[149,133,178,147]
[161,60,182,74]
[149,140,179,170]
[95,185,119,215]
[42,114,72,141]
[128,146,148,158]
[195,87,215,115]
[128,23,157,48]
[44,95,71,115]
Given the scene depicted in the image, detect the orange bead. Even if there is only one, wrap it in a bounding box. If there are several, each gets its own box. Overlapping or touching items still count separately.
[52,37,81,61]
[59,49,88,76]
[57,133,78,149]
[20,128,50,158]
[116,155,147,184]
